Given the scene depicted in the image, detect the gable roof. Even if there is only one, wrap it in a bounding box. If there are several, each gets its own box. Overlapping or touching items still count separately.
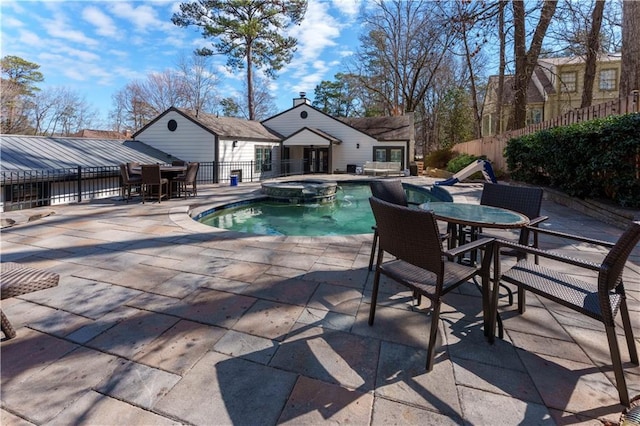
[263,102,413,141]
[283,127,342,146]
[133,107,282,141]
[486,66,555,106]
[0,135,172,172]
[339,115,413,141]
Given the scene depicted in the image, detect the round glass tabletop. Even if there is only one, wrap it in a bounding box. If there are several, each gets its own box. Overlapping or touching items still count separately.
[419,202,529,228]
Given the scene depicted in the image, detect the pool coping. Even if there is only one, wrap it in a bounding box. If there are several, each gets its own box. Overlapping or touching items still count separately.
[178,179,444,244]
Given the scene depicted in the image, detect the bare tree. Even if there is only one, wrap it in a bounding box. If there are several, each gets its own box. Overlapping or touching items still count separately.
[176,53,220,116]
[30,89,58,135]
[354,0,455,116]
[110,82,156,132]
[230,75,277,120]
[446,1,501,138]
[31,87,97,136]
[140,70,188,114]
[512,1,557,129]
[496,0,508,134]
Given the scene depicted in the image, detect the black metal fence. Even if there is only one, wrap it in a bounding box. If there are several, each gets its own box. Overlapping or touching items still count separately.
[1,160,307,212]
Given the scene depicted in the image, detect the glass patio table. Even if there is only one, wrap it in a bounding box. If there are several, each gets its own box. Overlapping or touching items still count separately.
[419,201,529,247]
[420,201,530,339]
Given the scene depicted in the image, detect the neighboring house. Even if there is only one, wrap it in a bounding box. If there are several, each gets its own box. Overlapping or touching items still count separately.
[0,135,172,210]
[133,96,415,178]
[482,53,621,136]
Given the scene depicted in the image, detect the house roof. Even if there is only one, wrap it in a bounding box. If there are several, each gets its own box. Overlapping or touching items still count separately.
[537,52,621,67]
[0,135,173,172]
[486,68,555,105]
[133,107,282,141]
[283,127,342,146]
[263,102,413,142]
[71,129,130,139]
[339,115,413,141]
[179,108,283,141]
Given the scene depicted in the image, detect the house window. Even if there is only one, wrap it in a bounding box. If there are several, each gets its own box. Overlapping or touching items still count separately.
[599,69,617,91]
[255,146,272,172]
[527,108,543,125]
[560,71,577,92]
[373,147,404,168]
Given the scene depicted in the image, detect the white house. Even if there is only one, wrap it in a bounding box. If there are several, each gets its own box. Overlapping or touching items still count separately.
[133,95,415,180]
[133,107,282,183]
[263,96,414,174]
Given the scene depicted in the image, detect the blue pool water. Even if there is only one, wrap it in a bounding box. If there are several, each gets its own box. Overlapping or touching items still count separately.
[197,182,446,237]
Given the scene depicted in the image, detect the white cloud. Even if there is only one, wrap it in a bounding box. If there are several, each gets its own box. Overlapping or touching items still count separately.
[284,0,342,84]
[331,0,362,19]
[82,6,119,38]
[108,2,173,33]
[289,1,340,61]
[53,44,102,63]
[41,8,99,47]
[17,29,43,47]
[2,16,24,29]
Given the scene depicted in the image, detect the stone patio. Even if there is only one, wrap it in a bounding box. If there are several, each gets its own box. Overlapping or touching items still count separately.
[1,176,638,425]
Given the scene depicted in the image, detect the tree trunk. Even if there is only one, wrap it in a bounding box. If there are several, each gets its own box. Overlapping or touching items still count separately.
[512,1,557,130]
[246,43,255,120]
[620,1,640,98]
[497,0,506,133]
[581,0,605,108]
[461,20,481,138]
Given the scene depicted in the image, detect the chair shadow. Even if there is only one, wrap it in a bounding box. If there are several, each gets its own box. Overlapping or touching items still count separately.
[0,268,631,425]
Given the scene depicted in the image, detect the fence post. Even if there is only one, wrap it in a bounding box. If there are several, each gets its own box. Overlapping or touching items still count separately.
[77,166,82,202]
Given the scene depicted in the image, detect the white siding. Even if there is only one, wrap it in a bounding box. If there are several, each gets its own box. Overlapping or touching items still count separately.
[264,105,406,172]
[218,137,281,181]
[135,111,216,162]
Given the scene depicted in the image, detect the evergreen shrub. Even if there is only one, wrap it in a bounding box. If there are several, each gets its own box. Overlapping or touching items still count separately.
[505,113,640,207]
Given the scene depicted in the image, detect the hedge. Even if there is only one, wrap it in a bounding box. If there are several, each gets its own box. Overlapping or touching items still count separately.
[504,113,640,208]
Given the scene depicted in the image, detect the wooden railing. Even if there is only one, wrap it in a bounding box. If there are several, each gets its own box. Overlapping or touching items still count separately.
[452,93,640,171]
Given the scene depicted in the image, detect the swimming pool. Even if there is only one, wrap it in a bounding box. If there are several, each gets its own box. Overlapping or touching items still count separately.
[196,182,448,237]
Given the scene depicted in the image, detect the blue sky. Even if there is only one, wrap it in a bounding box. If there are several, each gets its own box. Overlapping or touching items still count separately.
[1,0,365,124]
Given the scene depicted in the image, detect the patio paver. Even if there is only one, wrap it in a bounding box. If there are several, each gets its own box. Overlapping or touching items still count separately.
[1,177,639,425]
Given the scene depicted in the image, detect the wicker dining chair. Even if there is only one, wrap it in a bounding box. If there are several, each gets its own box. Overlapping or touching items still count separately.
[368,180,451,271]
[477,183,549,305]
[368,180,421,271]
[494,221,640,406]
[174,162,199,198]
[141,164,169,203]
[368,196,495,371]
[127,161,141,176]
[1,262,60,339]
[119,164,142,202]
[480,183,548,251]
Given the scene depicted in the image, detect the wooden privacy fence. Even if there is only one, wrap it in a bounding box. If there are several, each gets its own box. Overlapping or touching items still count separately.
[452,94,640,172]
